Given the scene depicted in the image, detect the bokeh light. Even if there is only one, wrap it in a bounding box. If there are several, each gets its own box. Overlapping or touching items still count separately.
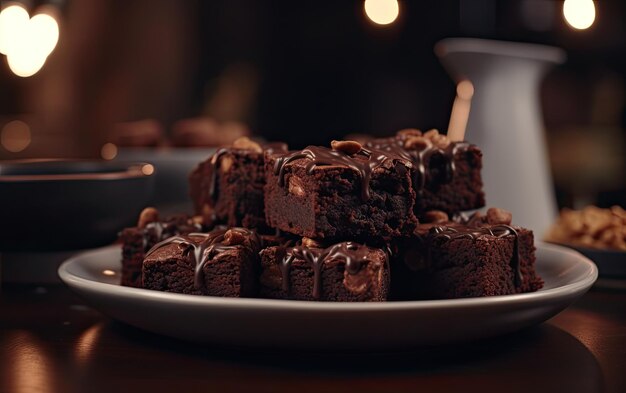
[563,0,596,30]
[100,143,118,160]
[141,164,155,176]
[364,0,399,26]
[30,10,60,56]
[1,120,32,152]
[6,45,48,78]
[1,4,60,77]
[0,4,29,55]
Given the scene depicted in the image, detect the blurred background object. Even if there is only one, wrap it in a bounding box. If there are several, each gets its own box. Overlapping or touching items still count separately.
[0,0,624,214]
[436,38,565,235]
[108,119,164,148]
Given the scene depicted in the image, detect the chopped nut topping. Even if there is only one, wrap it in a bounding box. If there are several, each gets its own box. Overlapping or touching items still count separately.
[397,128,422,138]
[137,207,159,228]
[331,140,362,155]
[404,136,432,150]
[423,210,449,224]
[191,215,204,226]
[288,175,306,197]
[301,237,324,248]
[431,134,451,149]
[224,229,245,245]
[343,270,370,294]
[423,129,440,139]
[486,207,512,225]
[219,155,234,173]
[232,136,262,153]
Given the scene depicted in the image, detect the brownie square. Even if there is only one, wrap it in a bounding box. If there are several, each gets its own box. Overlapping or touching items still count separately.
[119,210,202,288]
[189,138,287,232]
[393,221,543,299]
[366,129,485,218]
[259,240,390,301]
[142,228,261,297]
[264,144,418,240]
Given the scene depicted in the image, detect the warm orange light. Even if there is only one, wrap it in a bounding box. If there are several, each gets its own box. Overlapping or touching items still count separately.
[100,143,118,160]
[563,0,595,30]
[102,269,116,276]
[75,324,104,365]
[4,332,53,393]
[364,0,399,26]
[141,164,155,176]
[1,120,31,152]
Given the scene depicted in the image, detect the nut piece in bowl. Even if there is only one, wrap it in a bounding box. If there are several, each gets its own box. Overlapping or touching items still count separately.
[0,160,155,251]
[545,206,626,278]
[545,206,626,251]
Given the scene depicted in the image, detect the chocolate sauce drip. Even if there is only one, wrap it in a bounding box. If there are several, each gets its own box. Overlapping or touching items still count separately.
[278,242,388,299]
[145,228,258,290]
[427,225,523,287]
[204,143,287,203]
[273,146,409,200]
[141,219,202,252]
[366,138,471,192]
[206,148,230,202]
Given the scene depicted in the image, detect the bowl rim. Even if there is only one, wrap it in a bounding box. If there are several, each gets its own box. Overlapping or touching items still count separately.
[0,159,155,182]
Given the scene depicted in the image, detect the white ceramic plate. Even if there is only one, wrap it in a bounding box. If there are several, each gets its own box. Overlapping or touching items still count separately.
[58,243,597,350]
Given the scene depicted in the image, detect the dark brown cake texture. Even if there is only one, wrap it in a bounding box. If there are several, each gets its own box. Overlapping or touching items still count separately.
[189,136,287,232]
[365,128,485,218]
[259,237,390,301]
[264,140,418,240]
[393,208,543,300]
[142,227,261,297]
[119,207,203,288]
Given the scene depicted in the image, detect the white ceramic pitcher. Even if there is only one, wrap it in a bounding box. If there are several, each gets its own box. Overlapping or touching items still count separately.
[436,38,566,237]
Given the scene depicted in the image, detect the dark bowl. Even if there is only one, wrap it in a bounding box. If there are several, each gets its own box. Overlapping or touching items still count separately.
[568,246,626,279]
[0,160,155,251]
[115,147,214,210]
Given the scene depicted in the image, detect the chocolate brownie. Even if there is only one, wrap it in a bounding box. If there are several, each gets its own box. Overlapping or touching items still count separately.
[189,137,287,231]
[119,207,202,288]
[365,129,485,218]
[264,141,418,240]
[393,208,543,299]
[142,227,261,297]
[259,238,390,301]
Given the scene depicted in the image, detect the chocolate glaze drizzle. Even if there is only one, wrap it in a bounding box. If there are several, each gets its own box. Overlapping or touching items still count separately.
[366,137,472,192]
[273,146,410,200]
[204,142,288,203]
[145,228,258,290]
[141,218,202,252]
[206,148,230,202]
[426,225,523,287]
[278,242,388,299]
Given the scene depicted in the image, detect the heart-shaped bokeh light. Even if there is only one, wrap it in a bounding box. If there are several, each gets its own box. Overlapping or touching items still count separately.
[0,3,60,77]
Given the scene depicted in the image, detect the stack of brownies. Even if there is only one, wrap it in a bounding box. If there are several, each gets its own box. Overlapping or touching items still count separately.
[118,130,543,301]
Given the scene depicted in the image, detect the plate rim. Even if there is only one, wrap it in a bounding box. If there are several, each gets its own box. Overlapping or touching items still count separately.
[58,242,598,312]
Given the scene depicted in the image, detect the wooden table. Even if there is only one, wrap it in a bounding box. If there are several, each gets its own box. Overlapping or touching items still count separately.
[1,284,624,393]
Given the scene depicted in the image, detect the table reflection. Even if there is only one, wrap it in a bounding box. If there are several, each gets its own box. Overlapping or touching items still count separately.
[64,321,603,393]
[2,331,58,393]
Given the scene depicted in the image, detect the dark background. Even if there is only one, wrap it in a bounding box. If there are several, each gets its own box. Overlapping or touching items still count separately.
[1,0,625,207]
